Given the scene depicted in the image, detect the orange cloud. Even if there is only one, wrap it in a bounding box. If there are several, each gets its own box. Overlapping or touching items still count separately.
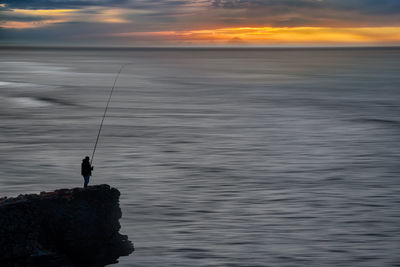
[0,7,131,29]
[11,9,77,16]
[0,20,67,29]
[0,9,76,29]
[112,26,400,45]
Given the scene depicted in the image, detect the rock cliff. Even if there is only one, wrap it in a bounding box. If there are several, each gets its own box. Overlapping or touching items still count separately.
[0,184,134,266]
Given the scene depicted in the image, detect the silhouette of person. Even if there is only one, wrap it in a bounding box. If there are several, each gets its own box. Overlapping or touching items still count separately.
[81,156,93,188]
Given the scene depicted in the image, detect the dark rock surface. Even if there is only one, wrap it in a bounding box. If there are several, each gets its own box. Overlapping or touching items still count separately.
[0,184,134,266]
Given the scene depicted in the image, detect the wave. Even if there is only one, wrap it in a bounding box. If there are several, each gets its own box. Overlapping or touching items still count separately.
[3,96,75,108]
[0,81,37,88]
[8,97,51,108]
[351,118,400,126]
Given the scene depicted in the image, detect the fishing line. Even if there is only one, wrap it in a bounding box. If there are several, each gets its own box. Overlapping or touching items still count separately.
[91,64,127,165]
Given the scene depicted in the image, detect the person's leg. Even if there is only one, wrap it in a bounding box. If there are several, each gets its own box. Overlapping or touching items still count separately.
[84,176,89,188]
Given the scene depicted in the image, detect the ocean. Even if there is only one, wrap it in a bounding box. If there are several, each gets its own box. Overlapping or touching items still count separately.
[1,47,400,266]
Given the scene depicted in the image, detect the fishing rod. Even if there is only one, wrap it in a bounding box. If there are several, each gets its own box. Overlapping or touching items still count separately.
[90,63,127,165]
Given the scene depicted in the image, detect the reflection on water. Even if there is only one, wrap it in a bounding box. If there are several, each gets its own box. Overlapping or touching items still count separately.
[1,48,400,266]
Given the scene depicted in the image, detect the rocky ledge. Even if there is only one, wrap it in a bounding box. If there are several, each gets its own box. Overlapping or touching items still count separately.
[0,184,134,266]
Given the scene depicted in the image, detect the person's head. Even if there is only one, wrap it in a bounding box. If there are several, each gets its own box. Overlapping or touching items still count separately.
[84,156,90,162]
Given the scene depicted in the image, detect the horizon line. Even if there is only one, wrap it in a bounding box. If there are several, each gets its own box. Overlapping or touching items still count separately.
[1,44,400,50]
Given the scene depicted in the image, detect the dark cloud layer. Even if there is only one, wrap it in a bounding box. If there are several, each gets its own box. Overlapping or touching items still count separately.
[3,0,400,17]
[212,0,400,15]
[3,0,400,15]
[209,0,400,27]
[0,0,192,9]
[1,0,128,9]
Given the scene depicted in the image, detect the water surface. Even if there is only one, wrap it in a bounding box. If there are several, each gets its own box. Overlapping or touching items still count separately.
[1,48,400,266]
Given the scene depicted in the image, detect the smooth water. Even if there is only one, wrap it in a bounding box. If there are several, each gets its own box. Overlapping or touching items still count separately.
[1,48,400,266]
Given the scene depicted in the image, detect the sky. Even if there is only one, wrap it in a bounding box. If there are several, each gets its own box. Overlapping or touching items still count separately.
[1,0,400,46]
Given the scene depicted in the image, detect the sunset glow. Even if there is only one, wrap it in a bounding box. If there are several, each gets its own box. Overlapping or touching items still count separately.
[1,0,400,46]
[113,27,400,45]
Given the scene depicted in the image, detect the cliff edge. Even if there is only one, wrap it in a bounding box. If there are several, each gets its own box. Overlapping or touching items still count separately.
[0,184,134,266]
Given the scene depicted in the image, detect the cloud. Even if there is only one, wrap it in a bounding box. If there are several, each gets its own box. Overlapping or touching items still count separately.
[0,0,204,10]
[209,0,400,27]
[1,0,400,45]
[0,0,128,9]
[212,0,400,15]
[100,26,400,46]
